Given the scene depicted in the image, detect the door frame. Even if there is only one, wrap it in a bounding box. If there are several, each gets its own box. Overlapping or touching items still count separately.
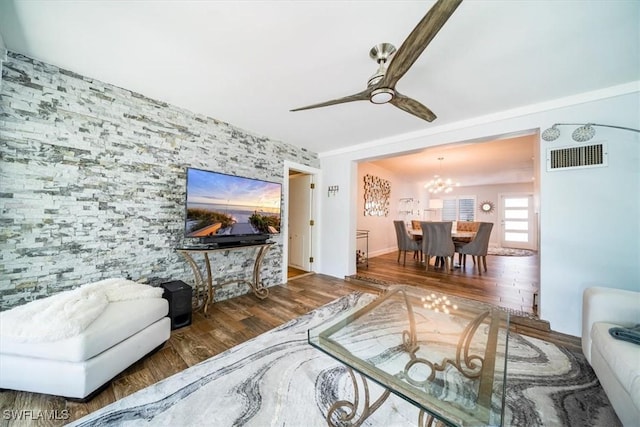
[288,173,313,271]
[282,161,321,284]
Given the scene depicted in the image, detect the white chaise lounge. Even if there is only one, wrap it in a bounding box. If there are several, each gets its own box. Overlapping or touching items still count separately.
[582,286,640,427]
[0,279,171,400]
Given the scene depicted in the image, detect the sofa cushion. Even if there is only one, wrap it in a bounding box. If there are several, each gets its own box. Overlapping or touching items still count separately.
[0,298,168,362]
[591,321,640,409]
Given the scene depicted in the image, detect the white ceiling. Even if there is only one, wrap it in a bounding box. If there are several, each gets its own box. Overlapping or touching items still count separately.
[370,133,537,187]
[0,0,638,183]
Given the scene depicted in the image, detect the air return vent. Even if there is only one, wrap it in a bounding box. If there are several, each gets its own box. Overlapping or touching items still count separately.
[546,143,607,171]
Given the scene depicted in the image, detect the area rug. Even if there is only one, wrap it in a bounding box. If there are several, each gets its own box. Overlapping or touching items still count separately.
[69,293,620,427]
[488,246,537,257]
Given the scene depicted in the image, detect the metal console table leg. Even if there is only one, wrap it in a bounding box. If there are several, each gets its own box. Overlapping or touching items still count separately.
[177,242,274,315]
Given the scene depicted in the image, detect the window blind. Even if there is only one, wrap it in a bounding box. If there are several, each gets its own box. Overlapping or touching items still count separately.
[458,198,475,221]
[442,199,457,221]
[442,197,476,221]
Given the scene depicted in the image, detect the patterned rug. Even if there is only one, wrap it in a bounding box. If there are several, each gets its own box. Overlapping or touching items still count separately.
[488,246,537,257]
[69,293,620,427]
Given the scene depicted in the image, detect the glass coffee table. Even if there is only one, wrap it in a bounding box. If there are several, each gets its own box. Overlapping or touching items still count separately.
[308,286,510,426]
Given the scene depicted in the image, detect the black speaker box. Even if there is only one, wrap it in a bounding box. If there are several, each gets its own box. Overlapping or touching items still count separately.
[161,280,193,330]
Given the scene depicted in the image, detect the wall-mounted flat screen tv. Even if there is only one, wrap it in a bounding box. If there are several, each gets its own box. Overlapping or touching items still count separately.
[184,168,282,244]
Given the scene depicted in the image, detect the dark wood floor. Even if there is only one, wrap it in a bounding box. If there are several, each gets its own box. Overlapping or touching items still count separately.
[357,250,540,316]
[0,265,580,425]
[352,251,582,346]
[287,265,309,279]
[0,275,370,425]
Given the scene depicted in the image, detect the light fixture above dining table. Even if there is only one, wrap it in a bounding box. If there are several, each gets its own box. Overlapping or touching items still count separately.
[424,157,460,194]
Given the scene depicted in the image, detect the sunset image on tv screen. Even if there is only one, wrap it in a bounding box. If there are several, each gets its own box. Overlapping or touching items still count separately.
[185,168,282,237]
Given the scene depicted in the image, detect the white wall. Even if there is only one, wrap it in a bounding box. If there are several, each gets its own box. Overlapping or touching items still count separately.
[318,86,640,336]
[356,163,399,257]
[539,95,640,336]
[445,182,535,247]
[319,160,356,279]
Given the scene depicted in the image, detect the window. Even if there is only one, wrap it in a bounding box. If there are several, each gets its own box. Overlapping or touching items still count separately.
[442,196,476,221]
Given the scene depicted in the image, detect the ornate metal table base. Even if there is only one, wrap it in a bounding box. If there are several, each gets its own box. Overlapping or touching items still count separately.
[315,287,506,427]
[177,243,274,315]
[327,367,446,427]
[327,368,390,427]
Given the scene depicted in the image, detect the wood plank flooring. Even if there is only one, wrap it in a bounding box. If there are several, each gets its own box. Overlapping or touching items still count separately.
[0,269,580,425]
[287,265,310,279]
[0,275,369,425]
[356,251,540,316]
[352,251,581,350]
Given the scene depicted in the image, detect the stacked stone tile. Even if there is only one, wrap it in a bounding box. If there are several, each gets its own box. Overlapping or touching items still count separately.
[0,52,318,309]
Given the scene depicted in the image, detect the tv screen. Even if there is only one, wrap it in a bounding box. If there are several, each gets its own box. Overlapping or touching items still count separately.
[184,168,282,241]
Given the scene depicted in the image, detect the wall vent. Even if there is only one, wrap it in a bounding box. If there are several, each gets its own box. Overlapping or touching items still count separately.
[546,143,607,171]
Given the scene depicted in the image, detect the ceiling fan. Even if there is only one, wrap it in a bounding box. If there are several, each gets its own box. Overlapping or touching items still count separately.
[290,0,463,122]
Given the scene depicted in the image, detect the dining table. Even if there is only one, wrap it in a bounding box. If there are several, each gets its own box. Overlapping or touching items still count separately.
[408,228,476,241]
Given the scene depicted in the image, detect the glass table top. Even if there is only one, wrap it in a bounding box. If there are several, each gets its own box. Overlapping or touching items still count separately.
[308,285,510,426]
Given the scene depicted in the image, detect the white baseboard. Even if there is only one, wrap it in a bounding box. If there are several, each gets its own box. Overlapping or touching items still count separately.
[368,247,398,258]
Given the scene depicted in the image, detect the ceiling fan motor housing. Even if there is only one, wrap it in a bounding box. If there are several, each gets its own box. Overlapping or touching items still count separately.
[369,43,396,63]
[368,43,397,103]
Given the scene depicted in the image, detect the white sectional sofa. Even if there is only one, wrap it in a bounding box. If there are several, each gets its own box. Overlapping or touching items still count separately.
[582,287,640,426]
[0,279,171,400]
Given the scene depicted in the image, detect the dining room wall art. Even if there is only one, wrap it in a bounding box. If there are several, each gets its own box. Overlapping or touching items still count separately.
[480,200,495,214]
[363,174,391,217]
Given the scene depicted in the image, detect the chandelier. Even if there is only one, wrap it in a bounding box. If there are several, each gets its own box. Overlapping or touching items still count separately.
[424,157,460,194]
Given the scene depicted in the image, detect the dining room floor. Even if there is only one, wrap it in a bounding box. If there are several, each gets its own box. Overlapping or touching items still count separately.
[355,250,539,317]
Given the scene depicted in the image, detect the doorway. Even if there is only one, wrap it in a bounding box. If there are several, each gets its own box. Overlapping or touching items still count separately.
[499,193,537,250]
[283,162,320,282]
[288,172,313,273]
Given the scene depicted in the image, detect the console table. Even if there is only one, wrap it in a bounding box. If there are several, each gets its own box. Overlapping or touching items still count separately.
[176,242,275,315]
[356,229,369,268]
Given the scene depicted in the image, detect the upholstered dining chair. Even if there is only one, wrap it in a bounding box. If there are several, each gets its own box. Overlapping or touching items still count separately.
[420,221,455,271]
[456,222,494,272]
[393,221,421,266]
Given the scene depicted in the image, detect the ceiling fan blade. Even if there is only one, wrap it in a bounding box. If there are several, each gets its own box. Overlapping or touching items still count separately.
[390,92,437,122]
[290,88,372,112]
[381,0,463,88]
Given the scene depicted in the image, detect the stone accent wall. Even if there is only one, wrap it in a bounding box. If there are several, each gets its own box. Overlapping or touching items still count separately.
[0,52,318,310]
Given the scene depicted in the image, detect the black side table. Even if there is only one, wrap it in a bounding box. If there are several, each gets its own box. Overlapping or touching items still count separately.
[161,280,193,330]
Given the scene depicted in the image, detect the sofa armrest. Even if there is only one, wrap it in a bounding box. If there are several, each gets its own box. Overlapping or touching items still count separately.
[582,286,640,363]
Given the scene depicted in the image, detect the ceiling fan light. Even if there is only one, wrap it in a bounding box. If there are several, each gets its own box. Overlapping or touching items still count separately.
[370,88,395,104]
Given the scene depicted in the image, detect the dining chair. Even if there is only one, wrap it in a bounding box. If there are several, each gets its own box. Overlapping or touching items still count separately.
[393,221,421,266]
[420,221,455,271]
[456,222,494,272]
